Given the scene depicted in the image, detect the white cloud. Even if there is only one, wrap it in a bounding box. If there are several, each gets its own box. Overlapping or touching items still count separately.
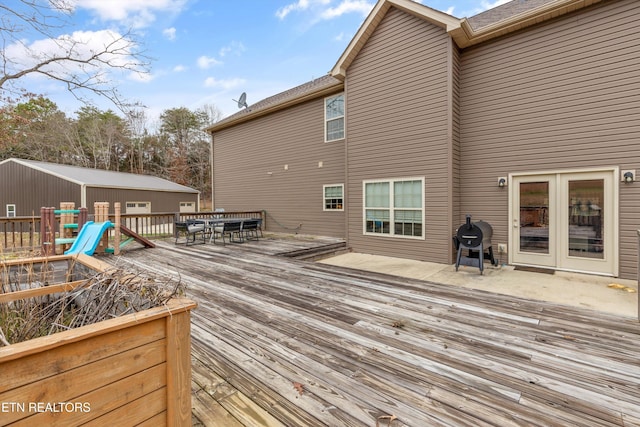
[197,55,222,69]
[458,0,512,17]
[276,0,310,20]
[481,0,512,10]
[276,0,373,21]
[203,77,246,90]
[129,71,156,82]
[69,0,189,28]
[320,0,374,19]
[163,27,176,40]
[219,41,246,58]
[5,29,138,78]
[276,0,333,20]
[173,64,187,72]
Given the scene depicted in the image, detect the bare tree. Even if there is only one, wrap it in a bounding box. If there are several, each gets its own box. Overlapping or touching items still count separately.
[200,103,223,127]
[0,0,149,109]
[124,107,149,174]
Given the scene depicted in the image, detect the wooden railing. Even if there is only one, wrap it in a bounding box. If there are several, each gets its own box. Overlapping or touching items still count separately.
[0,211,265,253]
[0,217,41,251]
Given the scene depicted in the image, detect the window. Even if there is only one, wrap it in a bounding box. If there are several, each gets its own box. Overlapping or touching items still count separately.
[323,184,344,211]
[6,204,16,218]
[364,178,424,238]
[325,93,344,142]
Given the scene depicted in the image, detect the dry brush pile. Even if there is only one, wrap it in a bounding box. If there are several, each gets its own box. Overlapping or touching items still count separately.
[0,267,185,346]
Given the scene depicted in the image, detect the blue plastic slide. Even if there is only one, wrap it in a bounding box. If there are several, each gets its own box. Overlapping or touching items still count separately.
[64,221,113,256]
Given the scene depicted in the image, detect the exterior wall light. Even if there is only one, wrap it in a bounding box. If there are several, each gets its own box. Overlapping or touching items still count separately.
[624,171,634,183]
[498,177,507,187]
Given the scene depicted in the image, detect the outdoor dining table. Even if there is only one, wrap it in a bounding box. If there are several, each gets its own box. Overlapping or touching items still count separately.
[202,218,261,244]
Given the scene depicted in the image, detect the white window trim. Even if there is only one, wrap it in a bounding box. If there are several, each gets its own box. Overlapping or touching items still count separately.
[6,204,16,218]
[324,93,345,142]
[323,184,344,211]
[362,177,425,240]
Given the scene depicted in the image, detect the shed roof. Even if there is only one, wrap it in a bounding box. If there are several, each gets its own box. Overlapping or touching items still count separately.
[1,158,199,194]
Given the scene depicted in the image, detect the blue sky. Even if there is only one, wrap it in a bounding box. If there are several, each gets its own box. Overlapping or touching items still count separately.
[5,0,508,124]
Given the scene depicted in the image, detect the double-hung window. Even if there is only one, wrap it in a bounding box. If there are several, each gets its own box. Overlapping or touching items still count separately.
[364,178,424,238]
[323,184,344,211]
[325,94,344,142]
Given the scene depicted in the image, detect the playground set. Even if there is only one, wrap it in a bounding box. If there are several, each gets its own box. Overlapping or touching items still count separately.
[39,202,154,256]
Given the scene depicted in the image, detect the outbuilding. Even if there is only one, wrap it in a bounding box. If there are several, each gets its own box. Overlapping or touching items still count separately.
[0,158,200,216]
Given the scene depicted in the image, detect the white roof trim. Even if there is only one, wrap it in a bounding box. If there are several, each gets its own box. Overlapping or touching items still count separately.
[2,158,85,186]
[330,0,461,79]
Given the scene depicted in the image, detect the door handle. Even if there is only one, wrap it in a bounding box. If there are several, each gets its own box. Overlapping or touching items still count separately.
[513,219,519,228]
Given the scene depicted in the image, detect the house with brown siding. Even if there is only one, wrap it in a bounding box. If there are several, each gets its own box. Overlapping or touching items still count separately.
[207,0,640,279]
[0,158,200,216]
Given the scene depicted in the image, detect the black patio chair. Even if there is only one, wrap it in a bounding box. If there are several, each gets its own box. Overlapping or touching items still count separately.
[175,219,207,246]
[211,220,243,245]
[241,219,260,241]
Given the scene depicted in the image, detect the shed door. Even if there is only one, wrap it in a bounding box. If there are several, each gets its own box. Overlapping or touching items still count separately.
[511,170,617,276]
[126,202,151,214]
[180,202,196,213]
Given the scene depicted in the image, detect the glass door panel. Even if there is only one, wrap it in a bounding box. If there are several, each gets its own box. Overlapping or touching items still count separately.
[512,175,556,268]
[567,179,604,259]
[519,181,550,254]
[559,172,615,275]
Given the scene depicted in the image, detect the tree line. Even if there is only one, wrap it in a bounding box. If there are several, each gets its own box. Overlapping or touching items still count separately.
[0,96,220,203]
[1,1,221,204]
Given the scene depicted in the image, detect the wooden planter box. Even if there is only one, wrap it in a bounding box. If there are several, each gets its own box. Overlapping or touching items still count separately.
[0,255,196,426]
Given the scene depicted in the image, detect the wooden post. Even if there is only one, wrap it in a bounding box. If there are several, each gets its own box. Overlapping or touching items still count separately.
[114,202,121,256]
[165,309,193,425]
[40,207,56,256]
[174,212,180,239]
[40,207,49,256]
[94,202,110,253]
[94,202,109,223]
[78,207,88,232]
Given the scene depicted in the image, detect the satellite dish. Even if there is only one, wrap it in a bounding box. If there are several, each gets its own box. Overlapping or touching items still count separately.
[233,92,248,109]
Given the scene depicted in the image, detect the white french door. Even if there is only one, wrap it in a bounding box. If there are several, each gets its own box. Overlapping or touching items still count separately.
[511,170,617,276]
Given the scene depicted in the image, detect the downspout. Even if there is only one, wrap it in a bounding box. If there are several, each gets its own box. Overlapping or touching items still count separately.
[210,133,215,211]
[446,38,454,263]
[343,78,349,247]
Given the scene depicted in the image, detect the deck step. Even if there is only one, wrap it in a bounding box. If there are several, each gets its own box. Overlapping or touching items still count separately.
[278,242,348,260]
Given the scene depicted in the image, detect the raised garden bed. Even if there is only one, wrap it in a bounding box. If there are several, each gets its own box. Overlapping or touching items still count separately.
[0,254,196,425]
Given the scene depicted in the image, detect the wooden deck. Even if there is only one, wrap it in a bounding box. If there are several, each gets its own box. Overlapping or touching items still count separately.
[110,234,640,427]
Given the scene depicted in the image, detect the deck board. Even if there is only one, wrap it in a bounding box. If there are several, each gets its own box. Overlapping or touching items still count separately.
[110,234,640,427]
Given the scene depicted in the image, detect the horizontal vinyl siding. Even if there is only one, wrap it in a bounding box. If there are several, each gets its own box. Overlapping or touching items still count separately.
[213,96,345,238]
[459,0,640,278]
[346,7,452,263]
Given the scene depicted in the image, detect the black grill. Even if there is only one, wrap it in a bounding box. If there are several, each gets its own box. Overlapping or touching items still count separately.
[453,215,497,274]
